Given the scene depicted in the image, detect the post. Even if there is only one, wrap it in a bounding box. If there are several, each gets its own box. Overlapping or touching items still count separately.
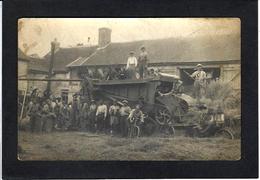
[46,39,58,97]
[19,85,28,125]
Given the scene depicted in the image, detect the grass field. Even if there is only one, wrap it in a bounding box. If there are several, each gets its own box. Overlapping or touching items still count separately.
[18,131,241,161]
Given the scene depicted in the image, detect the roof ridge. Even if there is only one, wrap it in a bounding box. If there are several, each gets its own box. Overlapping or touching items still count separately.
[79,43,111,66]
[66,56,83,67]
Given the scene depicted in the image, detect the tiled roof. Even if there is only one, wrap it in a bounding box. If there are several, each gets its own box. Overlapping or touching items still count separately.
[27,46,97,73]
[44,46,97,72]
[68,34,240,67]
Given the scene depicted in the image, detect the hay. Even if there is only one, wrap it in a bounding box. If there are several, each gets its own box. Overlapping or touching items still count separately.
[18,131,241,160]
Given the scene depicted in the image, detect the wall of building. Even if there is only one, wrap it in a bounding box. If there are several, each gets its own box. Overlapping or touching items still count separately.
[28,73,48,95]
[28,71,82,103]
[18,60,29,92]
[50,73,70,96]
[220,64,241,90]
[149,66,180,76]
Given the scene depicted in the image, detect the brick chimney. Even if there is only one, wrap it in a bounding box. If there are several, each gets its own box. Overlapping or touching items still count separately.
[98,27,112,47]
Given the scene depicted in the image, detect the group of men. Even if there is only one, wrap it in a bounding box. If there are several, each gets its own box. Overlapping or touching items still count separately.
[27,92,145,137]
[78,46,149,81]
[126,46,149,79]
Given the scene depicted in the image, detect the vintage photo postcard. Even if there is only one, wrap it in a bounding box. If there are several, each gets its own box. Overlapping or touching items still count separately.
[17,18,241,161]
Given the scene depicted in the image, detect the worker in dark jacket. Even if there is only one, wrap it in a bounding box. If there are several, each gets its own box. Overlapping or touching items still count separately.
[138,46,148,79]
[54,97,62,129]
[88,100,97,132]
[71,94,80,130]
[109,100,120,136]
[41,99,56,133]
[27,97,41,133]
[80,102,89,131]
[128,104,145,137]
[119,100,132,137]
[60,101,70,130]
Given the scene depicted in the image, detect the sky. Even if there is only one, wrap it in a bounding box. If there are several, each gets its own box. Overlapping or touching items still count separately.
[18,18,240,57]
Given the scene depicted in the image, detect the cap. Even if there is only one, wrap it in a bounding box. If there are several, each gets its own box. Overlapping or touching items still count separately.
[129,51,135,54]
[140,46,145,50]
[196,64,203,68]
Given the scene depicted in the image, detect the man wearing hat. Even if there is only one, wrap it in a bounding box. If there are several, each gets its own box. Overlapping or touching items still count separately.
[53,97,62,129]
[128,104,145,137]
[119,100,132,137]
[138,46,148,79]
[190,64,207,103]
[126,51,138,79]
[108,100,120,136]
[27,97,41,133]
[95,100,108,133]
[88,99,97,132]
[71,94,80,129]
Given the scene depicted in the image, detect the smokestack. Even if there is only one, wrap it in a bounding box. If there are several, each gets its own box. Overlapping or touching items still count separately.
[98,27,111,47]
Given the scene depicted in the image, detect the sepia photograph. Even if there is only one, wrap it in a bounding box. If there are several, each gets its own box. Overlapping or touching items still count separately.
[17,18,241,161]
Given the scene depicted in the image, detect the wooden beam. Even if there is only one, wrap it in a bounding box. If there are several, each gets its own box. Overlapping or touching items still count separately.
[18,78,83,82]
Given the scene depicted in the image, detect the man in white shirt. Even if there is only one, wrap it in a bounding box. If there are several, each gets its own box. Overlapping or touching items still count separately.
[190,64,207,103]
[96,100,108,132]
[126,51,138,79]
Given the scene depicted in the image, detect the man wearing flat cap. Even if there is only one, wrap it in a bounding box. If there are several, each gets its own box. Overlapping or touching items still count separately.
[190,64,207,103]
[138,46,149,79]
[119,100,132,137]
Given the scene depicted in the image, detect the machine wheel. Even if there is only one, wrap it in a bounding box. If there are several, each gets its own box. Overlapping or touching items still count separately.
[155,107,172,125]
[215,128,234,139]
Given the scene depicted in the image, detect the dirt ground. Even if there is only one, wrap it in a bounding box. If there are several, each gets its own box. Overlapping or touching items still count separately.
[18,131,241,161]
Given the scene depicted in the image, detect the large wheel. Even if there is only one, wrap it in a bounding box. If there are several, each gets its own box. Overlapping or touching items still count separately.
[215,128,234,139]
[155,107,172,125]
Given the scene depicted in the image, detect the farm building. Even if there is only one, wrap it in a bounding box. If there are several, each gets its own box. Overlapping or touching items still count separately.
[18,48,30,95]
[68,28,241,91]
[25,45,97,102]
[23,27,240,102]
